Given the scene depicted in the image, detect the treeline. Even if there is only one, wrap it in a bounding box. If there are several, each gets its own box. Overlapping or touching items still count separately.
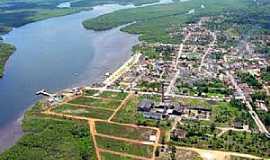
[0,43,16,77]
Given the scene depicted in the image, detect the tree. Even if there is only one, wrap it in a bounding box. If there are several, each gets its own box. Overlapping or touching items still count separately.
[210,123,216,132]
[155,149,160,157]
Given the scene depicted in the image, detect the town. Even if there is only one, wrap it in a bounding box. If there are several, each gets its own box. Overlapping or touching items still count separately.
[36,16,270,160]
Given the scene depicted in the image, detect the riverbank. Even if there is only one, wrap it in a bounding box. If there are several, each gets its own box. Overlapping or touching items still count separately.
[0,0,162,35]
[0,43,16,77]
[0,102,96,159]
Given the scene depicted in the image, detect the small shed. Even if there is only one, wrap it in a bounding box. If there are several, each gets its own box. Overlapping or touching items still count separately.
[233,121,243,129]
[171,129,187,140]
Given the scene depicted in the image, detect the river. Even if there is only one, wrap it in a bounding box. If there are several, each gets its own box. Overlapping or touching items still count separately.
[0,0,173,153]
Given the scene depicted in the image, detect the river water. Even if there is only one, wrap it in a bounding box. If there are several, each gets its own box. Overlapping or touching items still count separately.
[0,0,173,153]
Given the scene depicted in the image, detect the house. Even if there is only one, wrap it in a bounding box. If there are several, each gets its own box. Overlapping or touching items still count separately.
[138,99,154,112]
[143,112,162,120]
[171,129,187,140]
[233,121,243,129]
[172,105,186,115]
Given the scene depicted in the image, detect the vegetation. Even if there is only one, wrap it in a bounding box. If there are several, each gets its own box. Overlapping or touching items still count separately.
[0,103,96,160]
[0,0,163,34]
[174,97,213,109]
[133,44,159,59]
[53,104,113,120]
[99,91,128,100]
[156,147,203,160]
[71,0,160,7]
[0,26,12,35]
[176,79,232,98]
[237,72,262,88]
[257,111,270,131]
[0,43,16,77]
[172,125,270,158]
[95,121,156,141]
[100,152,136,160]
[230,155,263,160]
[96,135,154,158]
[83,0,257,43]
[138,81,161,92]
[69,96,121,109]
[261,66,270,82]
[212,101,255,128]
[84,89,98,96]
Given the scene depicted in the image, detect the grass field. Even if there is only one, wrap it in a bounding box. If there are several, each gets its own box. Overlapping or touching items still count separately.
[96,135,154,158]
[112,95,140,124]
[53,104,113,120]
[100,151,138,160]
[69,96,121,110]
[0,103,96,160]
[99,91,128,100]
[95,121,156,141]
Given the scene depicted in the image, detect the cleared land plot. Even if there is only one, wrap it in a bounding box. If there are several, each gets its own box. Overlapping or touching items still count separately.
[99,91,128,100]
[69,96,121,110]
[174,97,214,109]
[156,148,202,160]
[112,96,140,124]
[100,151,139,160]
[96,136,154,158]
[95,121,157,141]
[52,104,113,120]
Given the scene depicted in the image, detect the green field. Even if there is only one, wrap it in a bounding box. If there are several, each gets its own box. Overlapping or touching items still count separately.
[0,43,16,77]
[53,104,113,120]
[0,103,96,160]
[95,121,156,141]
[112,95,142,124]
[100,151,138,160]
[69,96,121,109]
[96,136,154,158]
[99,91,128,100]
